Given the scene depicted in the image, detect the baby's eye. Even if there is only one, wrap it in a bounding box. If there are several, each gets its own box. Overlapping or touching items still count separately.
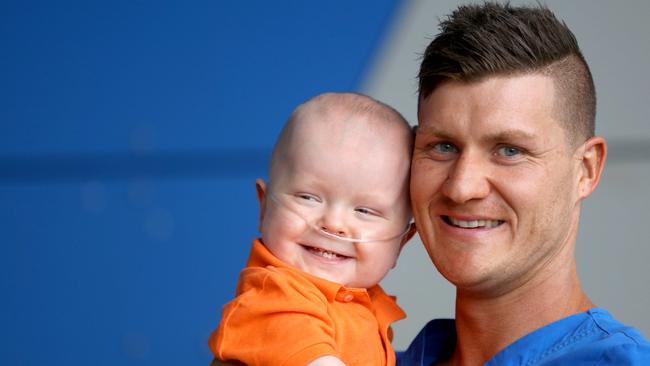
[355,207,380,217]
[296,193,320,202]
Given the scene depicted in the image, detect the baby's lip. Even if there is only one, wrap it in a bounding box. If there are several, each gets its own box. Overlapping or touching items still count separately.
[300,243,354,258]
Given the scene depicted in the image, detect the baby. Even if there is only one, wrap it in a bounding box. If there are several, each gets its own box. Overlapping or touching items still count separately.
[209,92,415,366]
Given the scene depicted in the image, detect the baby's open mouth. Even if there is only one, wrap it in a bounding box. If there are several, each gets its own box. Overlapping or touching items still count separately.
[302,245,351,260]
[443,216,504,229]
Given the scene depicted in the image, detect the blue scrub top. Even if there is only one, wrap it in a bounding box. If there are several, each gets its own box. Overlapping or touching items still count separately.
[397,308,650,365]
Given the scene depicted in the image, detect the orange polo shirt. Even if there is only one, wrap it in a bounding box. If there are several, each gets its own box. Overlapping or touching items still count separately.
[209,239,406,366]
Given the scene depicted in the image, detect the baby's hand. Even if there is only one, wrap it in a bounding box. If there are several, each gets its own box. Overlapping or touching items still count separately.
[211,355,346,366]
[306,355,347,366]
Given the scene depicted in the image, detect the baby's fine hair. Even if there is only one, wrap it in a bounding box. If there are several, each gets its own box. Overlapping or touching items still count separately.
[269,92,414,180]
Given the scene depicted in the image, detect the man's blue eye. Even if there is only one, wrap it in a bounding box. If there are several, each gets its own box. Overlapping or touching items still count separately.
[497,146,521,157]
[434,142,457,153]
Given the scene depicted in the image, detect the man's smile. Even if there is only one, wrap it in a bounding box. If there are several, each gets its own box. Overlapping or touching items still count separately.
[442,215,505,229]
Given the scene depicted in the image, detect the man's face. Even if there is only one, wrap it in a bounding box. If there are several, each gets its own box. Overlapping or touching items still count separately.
[411,74,584,295]
[258,111,413,288]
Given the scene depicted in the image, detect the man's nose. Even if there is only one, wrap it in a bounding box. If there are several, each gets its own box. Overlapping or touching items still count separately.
[441,152,491,204]
[318,207,350,237]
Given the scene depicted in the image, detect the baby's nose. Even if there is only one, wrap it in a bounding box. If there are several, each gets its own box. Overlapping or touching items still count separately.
[318,210,349,237]
[320,224,348,237]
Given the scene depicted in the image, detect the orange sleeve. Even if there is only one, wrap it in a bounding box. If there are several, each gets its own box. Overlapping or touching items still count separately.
[210,267,341,366]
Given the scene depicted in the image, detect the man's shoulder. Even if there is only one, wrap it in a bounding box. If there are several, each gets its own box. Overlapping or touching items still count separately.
[567,308,650,365]
[510,308,650,365]
[397,310,650,366]
[588,308,649,344]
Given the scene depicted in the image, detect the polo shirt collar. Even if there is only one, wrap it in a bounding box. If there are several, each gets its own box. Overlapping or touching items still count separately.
[247,238,405,322]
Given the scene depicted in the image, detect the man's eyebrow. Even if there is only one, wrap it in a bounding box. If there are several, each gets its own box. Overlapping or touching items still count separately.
[483,129,537,143]
[416,126,536,142]
[414,125,455,140]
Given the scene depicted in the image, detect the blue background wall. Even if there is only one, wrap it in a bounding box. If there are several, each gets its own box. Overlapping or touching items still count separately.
[0,1,402,364]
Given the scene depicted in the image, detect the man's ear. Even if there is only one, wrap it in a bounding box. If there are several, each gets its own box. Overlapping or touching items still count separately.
[255,179,267,232]
[577,136,607,200]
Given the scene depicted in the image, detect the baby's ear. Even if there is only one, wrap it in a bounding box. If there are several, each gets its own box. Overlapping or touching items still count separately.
[393,222,417,269]
[255,179,267,232]
[400,222,417,249]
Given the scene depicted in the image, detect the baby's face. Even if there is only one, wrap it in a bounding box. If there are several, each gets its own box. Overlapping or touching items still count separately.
[257,111,414,288]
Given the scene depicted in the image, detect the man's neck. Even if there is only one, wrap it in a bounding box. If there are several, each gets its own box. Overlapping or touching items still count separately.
[440,256,594,366]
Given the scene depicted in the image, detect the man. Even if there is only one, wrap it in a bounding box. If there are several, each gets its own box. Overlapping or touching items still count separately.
[400,3,650,366]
